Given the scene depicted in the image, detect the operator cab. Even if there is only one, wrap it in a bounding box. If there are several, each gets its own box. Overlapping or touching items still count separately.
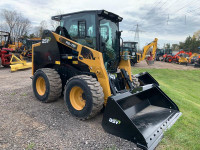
[123,41,138,56]
[52,10,123,73]
[0,31,11,49]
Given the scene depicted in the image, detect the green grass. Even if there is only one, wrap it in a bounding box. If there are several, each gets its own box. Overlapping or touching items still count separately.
[25,142,35,150]
[132,68,200,150]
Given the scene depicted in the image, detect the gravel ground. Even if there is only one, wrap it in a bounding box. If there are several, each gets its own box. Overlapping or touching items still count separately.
[0,67,139,150]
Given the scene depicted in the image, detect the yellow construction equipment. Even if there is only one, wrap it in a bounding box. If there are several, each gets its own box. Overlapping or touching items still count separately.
[0,31,34,72]
[9,54,32,72]
[122,39,158,66]
[137,38,158,64]
[178,52,192,64]
[31,10,181,150]
[9,37,41,72]
[187,53,200,65]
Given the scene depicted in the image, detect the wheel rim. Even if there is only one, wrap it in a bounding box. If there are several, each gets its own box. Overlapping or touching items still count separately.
[36,76,46,96]
[70,86,86,110]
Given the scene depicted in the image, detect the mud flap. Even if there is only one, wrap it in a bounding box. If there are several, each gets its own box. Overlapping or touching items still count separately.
[135,72,159,86]
[102,84,181,150]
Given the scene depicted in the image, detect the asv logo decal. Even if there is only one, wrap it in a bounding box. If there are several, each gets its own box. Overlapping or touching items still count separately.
[109,118,121,125]
[65,40,77,48]
[42,37,51,43]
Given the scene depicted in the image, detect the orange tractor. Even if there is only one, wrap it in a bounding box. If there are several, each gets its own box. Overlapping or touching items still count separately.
[0,31,14,67]
[163,51,192,64]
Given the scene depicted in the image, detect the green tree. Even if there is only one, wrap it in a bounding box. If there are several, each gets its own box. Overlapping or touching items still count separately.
[172,44,178,51]
[166,43,171,49]
[29,33,36,38]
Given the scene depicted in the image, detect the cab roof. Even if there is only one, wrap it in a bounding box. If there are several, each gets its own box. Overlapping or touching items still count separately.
[123,41,138,44]
[51,10,123,23]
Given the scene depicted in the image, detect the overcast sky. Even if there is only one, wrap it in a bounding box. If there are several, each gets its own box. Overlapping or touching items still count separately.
[1,0,200,49]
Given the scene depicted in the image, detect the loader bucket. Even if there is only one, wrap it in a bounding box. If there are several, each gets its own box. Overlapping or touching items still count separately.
[135,72,159,86]
[146,60,154,65]
[102,84,181,150]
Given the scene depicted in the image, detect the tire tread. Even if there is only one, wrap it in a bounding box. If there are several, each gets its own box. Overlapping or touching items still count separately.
[65,75,104,120]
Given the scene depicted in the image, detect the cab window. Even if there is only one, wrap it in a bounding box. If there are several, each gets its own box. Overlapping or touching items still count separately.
[61,13,96,49]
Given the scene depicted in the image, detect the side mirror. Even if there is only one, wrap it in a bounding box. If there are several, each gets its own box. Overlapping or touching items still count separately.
[117,30,122,38]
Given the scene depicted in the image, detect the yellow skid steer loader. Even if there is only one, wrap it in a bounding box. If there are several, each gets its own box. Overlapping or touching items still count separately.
[31,10,181,150]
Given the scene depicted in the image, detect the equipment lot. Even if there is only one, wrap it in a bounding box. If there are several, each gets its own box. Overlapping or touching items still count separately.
[0,61,199,150]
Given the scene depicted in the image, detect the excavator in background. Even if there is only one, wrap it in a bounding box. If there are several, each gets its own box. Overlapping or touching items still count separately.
[122,38,158,66]
[186,53,200,65]
[137,38,158,65]
[31,10,181,150]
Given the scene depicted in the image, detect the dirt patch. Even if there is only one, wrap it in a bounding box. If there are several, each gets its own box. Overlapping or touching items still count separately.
[0,67,139,150]
[135,60,199,70]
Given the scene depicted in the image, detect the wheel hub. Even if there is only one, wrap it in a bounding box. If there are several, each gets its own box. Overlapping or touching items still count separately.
[36,76,46,96]
[70,86,86,110]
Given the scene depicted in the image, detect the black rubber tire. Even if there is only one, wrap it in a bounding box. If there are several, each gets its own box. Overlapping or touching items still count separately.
[64,75,104,120]
[130,60,135,66]
[2,65,10,68]
[32,68,62,103]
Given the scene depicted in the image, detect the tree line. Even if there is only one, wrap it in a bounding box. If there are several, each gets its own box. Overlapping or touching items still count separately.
[0,9,59,40]
[0,9,31,39]
[164,32,200,53]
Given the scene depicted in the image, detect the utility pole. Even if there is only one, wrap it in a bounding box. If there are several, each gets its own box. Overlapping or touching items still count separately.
[167,14,169,25]
[134,24,140,50]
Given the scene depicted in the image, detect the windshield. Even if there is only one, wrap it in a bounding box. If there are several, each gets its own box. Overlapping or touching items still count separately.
[100,19,120,72]
[123,43,137,53]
